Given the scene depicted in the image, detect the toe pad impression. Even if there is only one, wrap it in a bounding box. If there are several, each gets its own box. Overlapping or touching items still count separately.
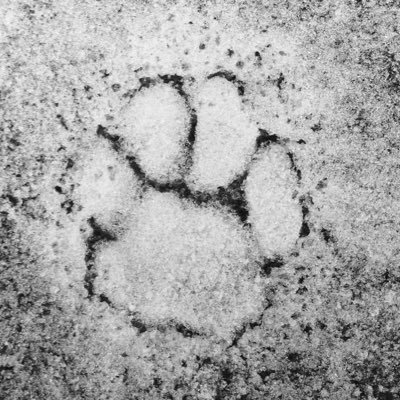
[121,84,190,182]
[245,146,303,257]
[189,77,259,191]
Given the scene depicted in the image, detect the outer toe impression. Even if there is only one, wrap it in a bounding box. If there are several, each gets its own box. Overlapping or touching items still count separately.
[76,144,139,223]
[245,145,303,258]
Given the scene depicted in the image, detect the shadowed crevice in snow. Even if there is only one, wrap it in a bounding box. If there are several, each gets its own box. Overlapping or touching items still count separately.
[255,128,280,150]
[83,216,117,299]
[207,70,246,96]
[129,313,204,338]
[287,151,302,183]
[227,301,273,349]
[298,194,312,238]
[215,171,250,225]
[259,257,285,276]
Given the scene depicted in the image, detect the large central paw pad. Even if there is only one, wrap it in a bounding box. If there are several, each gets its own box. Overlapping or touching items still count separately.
[77,73,304,340]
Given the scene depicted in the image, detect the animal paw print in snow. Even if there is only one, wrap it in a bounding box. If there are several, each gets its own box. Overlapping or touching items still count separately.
[77,72,308,340]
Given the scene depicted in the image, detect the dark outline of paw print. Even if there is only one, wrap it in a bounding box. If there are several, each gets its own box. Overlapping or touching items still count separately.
[82,71,310,342]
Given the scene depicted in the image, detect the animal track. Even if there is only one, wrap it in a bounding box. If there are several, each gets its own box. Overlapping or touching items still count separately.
[77,72,307,341]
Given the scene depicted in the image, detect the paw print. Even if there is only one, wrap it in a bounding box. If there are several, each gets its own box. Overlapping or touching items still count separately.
[77,72,307,340]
